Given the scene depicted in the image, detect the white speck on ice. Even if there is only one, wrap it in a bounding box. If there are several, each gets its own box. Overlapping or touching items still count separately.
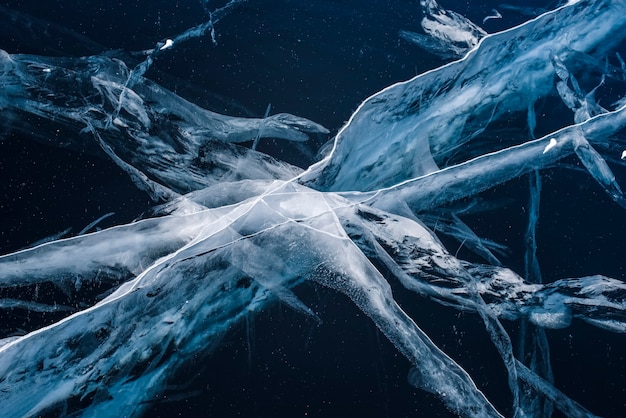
[543,138,557,154]
[113,117,129,128]
[160,39,174,51]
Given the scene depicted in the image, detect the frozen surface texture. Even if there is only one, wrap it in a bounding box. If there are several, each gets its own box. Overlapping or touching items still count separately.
[1,0,625,416]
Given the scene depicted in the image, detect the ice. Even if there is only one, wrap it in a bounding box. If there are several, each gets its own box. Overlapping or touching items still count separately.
[399,30,461,60]
[159,39,174,51]
[498,4,549,17]
[1,0,626,416]
[553,52,608,124]
[363,106,626,213]
[400,0,487,59]
[574,133,626,209]
[419,0,486,51]
[419,211,507,265]
[0,184,505,417]
[303,0,626,192]
[542,138,557,154]
[519,171,554,415]
[0,50,327,197]
[483,9,502,25]
[78,212,115,235]
[251,103,272,151]
[0,299,72,313]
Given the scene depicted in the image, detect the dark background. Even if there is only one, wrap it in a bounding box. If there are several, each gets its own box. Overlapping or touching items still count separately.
[0,0,625,416]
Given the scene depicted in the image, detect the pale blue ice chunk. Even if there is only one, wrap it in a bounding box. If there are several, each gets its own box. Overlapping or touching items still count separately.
[574,133,626,209]
[418,0,486,58]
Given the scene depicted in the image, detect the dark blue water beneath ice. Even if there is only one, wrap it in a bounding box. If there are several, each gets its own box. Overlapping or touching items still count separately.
[0,0,625,416]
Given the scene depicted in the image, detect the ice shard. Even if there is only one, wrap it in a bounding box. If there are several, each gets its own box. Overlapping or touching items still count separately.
[399,0,487,59]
